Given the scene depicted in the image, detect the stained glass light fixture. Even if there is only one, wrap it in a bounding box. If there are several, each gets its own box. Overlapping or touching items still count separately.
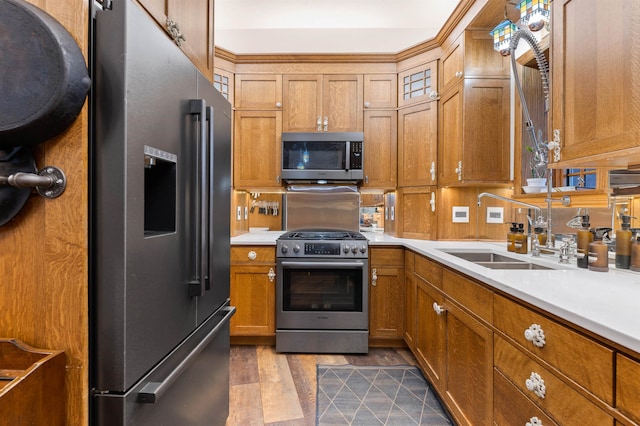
[519,0,550,32]
[490,19,518,56]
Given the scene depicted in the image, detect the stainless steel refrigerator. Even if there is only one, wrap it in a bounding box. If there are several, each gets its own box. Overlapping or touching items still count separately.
[90,1,234,424]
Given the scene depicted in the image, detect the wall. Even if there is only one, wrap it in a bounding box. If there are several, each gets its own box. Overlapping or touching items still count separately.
[0,0,90,424]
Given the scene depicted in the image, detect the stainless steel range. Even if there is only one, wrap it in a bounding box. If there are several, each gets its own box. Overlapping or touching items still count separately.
[276,230,369,353]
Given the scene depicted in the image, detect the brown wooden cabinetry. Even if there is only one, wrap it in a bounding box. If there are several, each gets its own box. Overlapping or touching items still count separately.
[395,186,437,239]
[137,0,214,80]
[617,353,640,424]
[403,251,416,350]
[368,248,404,344]
[283,74,363,132]
[397,102,438,187]
[233,110,282,189]
[235,74,283,110]
[438,78,510,186]
[551,0,640,168]
[364,74,397,109]
[362,109,397,189]
[230,247,276,337]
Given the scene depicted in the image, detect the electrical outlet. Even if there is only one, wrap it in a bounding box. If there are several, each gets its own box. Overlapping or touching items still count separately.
[486,207,504,224]
[452,206,469,223]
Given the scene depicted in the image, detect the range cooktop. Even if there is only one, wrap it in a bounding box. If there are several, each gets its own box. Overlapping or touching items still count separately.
[277,230,368,258]
[278,230,367,241]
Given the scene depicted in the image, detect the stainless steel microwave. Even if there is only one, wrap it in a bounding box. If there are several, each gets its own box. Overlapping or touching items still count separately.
[281,132,364,183]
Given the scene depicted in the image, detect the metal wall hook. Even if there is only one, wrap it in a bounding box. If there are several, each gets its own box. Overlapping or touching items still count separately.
[0,166,66,199]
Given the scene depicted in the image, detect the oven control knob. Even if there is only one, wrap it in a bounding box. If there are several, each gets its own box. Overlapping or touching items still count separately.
[351,246,358,254]
[343,244,350,254]
[293,244,301,253]
[359,245,367,254]
[280,245,288,254]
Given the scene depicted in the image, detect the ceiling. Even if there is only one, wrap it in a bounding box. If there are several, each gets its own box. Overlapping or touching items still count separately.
[214,0,462,55]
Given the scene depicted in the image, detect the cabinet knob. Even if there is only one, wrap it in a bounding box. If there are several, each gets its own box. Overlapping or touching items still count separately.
[455,71,463,78]
[432,302,445,316]
[371,268,377,286]
[165,18,186,46]
[430,192,436,212]
[323,116,328,132]
[429,161,436,182]
[267,267,276,282]
[524,324,546,348]
[525,372,546,399]
[364,101,370,108]
[247,250,257,260]
[276,102,282,108]
[317,116,322,132]
[548,129,561,162]
[526,417,543,426]
[454,160,462,181]
[428,91,439,100]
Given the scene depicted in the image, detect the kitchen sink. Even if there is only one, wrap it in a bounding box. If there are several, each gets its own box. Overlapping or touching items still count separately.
[440,250,555,270]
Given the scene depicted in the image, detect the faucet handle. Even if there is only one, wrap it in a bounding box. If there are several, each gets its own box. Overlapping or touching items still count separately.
[559,241,570,264]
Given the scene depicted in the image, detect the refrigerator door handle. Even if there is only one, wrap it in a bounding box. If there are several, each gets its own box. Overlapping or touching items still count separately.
[188,99,209,297]
[137,306,236,403]
[205,105,215,292]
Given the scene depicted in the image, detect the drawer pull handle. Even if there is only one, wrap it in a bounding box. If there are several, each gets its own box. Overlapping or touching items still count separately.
[526,417,543,426]
[525,372,546,398]
[371,268,377,286]
[267,267,276,282]
[247,251,257,260]
[432,302,445,316]
[524,324,546,348]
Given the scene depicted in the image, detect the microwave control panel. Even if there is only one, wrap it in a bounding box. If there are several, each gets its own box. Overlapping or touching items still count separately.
[349,141,362,170]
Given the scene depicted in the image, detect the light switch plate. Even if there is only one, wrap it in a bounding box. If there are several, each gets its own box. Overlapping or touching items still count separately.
[452,206,469,223]
[486,207,504,224]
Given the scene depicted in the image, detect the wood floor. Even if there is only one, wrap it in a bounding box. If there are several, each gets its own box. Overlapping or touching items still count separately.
[227,345,419,426]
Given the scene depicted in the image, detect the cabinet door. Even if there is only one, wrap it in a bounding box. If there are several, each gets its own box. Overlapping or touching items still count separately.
[364,74,397,109]
[398,102,438,187]
[403,251,416,350]
[444,301,493,426]
[617,353,640,424]
[415,277,446,390]
[396,186,437,239]
[322,74,363,132]
[167,0,214,80]
[438,86,463,186]
[233,110,282,188]
[363,110,397,189]
[440,34,464,94]
[551,0,640,167]
[283,74,322,132]
[235,74,283,110]
[369,265,404,340]
[398,62,438,108]
[230,265,276,336]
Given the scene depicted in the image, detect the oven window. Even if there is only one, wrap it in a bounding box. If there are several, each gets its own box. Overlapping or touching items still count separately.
[282,268,363,312]
[282,141,346,171]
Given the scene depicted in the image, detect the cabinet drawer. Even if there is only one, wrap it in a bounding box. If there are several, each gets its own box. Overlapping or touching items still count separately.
[494,369,558,426]
[230,246,275,264]
[493,294,613,404]
[414,255,442,288]
[494,336,614,425]
[617,353,640,424]
[370,248,404,266]
[442,269,492,322]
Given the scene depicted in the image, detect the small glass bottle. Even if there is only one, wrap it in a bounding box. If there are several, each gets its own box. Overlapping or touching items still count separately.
[588,228,612,272]
[630,228,640,272]
[615,214,633,269]
[533,226,547,248]
[507,222,518,252]
[514,223,528,254]
[576,214,593,269]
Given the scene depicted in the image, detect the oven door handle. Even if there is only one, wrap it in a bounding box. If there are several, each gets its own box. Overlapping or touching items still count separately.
[279,261,365,269]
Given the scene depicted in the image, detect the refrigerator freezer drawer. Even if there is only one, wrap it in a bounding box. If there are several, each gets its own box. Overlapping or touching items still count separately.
[93,305,235,425]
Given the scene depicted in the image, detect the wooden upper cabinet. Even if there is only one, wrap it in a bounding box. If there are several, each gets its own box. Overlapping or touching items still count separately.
[440,31,510,94]
[398,102,438,187]
[438,78,510,186]
[235,74,283,110]
[362,110,397,190]
[551,0,640,168]
[283,74,363,132]
[364,74,397,109]
[233,110,282,189]
[137,0,214,80]
[395,186,438,240]
[398,61,438,108]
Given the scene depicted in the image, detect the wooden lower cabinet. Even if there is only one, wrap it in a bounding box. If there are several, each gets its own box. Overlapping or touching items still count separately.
[230,247,276,336]
[616,354,640,424]
[494,369,558,426]
[403,251,416,350]
[369,248,404,343]
[415,276,445,390]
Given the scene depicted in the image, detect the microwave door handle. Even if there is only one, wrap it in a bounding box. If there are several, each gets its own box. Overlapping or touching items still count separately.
[345,141,350,171]
[188,99,207,297]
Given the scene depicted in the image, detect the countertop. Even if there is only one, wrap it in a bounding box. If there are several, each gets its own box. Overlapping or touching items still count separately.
[231,231,640,355]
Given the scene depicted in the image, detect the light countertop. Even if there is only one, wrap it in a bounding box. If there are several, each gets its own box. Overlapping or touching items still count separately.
[231,231,640,355]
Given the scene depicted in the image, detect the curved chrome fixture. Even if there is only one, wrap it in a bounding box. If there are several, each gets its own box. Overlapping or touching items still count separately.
[477,191,542,214]
[509,29,550,166]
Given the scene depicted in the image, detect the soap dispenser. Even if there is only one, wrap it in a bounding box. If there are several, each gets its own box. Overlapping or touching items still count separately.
[507,222,518,252]
[514,223,528,254]
[630,228,640,271]
[615,214,633,269]
[533,226,547,247]
[576,214,594,269]
[588,228,612,272]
